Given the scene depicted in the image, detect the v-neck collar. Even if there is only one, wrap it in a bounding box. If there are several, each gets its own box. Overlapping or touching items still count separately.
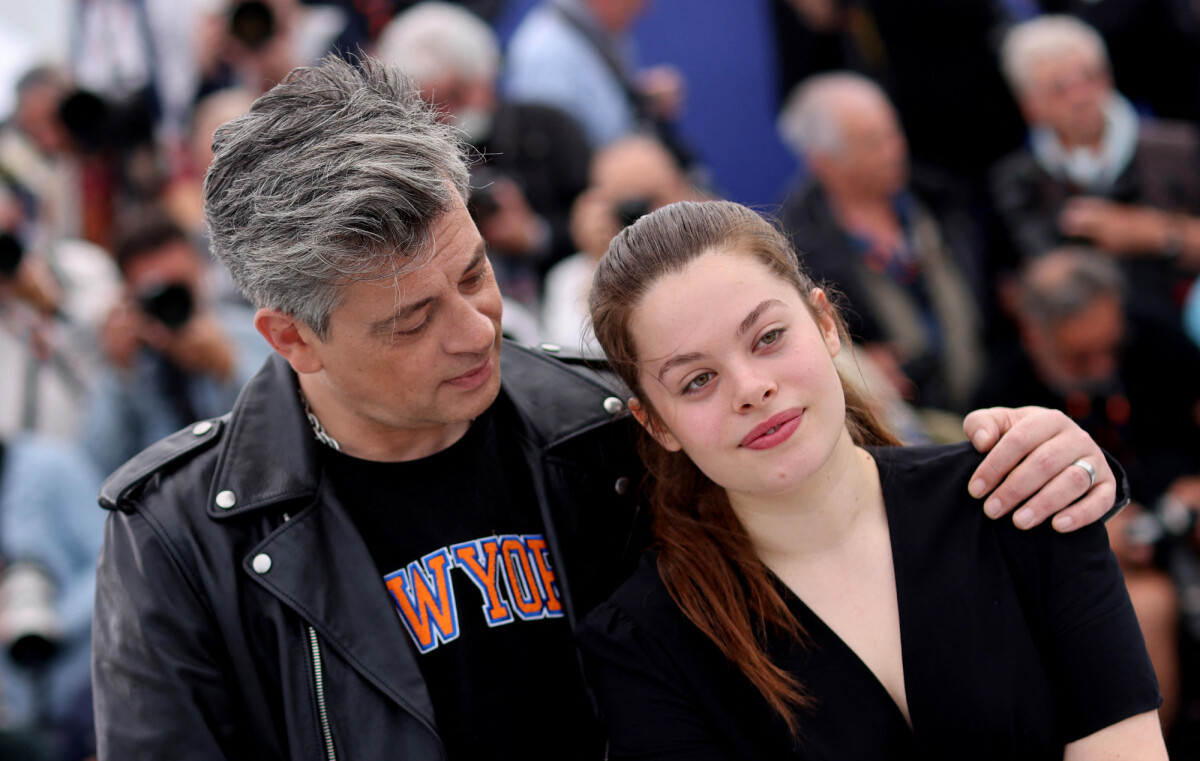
[770,446,917,735]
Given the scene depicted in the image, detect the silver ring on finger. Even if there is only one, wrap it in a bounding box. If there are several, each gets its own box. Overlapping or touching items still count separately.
[1069,458,1096,491]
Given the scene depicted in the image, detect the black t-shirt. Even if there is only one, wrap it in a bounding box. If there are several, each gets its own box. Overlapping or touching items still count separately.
[576,442,1161,760]
[325,402,600,759]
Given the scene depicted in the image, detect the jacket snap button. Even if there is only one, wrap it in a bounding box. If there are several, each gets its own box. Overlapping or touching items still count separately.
[215,490,237,509]
[603,397,624,415]
[192,421,213,435]
[539,342,562,353]
[252,554,272,574]
[614,476,630,495]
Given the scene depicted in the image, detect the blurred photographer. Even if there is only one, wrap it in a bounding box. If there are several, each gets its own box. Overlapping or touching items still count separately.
[195,0,349,99]
[80,211,271,477]
[0,181,120,441]
[0,434,106,761]
[541,134,703,355]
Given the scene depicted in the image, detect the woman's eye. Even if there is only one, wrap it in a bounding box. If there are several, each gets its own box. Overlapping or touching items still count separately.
[758,329,782,348]
[685,372,714,393]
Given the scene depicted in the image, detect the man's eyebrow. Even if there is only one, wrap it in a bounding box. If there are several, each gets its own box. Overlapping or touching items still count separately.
[461,241,487,276]
[368,241,488,335]
[369,294,435,335]
[737,299,785,337]
[656,352,705,383]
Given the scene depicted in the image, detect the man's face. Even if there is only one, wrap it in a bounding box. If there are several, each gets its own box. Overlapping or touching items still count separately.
[1025,294,1124,395]
[822,92,908,200]
[589,0,647,32]
[1020,49,1111,148]
[298,197,504,459]
[15,83,73,157]
[420,73,496,134]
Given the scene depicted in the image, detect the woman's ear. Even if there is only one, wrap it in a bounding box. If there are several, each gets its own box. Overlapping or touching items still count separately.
[628,397,682,452]
[808,289,842,358]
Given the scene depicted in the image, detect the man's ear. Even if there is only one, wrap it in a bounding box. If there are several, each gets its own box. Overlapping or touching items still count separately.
[629,397,682,452]
[808,289,842,357]
[254,308,323,374]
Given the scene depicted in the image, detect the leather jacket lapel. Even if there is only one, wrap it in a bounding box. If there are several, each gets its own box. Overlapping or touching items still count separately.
[246,487,440,733]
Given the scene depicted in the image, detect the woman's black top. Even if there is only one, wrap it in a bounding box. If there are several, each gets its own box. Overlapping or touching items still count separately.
[575,443,1161,760]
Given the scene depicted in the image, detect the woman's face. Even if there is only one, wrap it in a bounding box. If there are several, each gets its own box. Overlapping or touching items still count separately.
[630,250,849,499]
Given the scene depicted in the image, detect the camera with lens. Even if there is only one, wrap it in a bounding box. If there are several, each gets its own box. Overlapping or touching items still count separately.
[57,87,155,154]
[229,1,277,52]
[0,561,61,669]
[613,197,653,229]
[0,232,23,278]
[138,282,195,330]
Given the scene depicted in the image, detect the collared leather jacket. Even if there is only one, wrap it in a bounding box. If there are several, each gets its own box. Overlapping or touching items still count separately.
[92,344,645,761]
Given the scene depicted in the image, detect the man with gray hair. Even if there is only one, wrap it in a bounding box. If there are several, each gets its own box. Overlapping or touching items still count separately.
[972,248,1200,508]
[91,55,1127,760]
[375,1,592,308]
[777,71,988,414]
[991,14,1200,326]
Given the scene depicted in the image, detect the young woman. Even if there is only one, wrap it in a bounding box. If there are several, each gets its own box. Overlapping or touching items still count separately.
[577,200,1165,759]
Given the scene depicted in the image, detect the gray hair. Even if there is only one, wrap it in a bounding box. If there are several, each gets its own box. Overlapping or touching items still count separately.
[777,71,890,158]
[374,2,500,85]
[1000,15,1110,96]
[1019,248,1124,328]
[204,55,471,338]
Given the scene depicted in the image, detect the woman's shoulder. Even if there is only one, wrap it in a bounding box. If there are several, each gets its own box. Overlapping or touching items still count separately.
[870,441,985,522]
[869,440,983,480]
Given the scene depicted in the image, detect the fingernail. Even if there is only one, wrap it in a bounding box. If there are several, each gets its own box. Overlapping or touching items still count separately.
[972,430,991,448]
[1015,508,1033,529]
[1055,515,1074,532]
[969,478,987,499]
[984,497,1002,518]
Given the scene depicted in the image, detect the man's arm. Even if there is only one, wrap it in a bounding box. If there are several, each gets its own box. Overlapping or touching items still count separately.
[963,407,1124,533]
[93,509,238,760]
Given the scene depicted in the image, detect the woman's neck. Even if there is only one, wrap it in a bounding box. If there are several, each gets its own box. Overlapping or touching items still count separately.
[729,431,884,564]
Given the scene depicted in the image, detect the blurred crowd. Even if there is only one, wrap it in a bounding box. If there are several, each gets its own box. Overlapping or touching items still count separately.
[0,0,1198,758]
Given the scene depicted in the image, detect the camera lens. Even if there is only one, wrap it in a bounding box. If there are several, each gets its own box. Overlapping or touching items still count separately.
[0,232,23,277]
[230,1,276,51]
[139,283,195,329]
[614,198,653,229]
[0,562,61,668]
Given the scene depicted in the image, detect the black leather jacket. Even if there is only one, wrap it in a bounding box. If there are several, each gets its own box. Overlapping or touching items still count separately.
[92,344,645,761]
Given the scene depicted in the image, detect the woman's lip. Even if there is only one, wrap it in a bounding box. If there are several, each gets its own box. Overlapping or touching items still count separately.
[740,409,803,450]
[445,357,493,389]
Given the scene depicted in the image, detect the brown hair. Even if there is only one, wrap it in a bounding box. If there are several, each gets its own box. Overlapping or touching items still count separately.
[588,200,900,735]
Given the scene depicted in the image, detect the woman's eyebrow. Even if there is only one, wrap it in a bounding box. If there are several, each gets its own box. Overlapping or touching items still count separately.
[657,352,705,383]
[737,299,785,337]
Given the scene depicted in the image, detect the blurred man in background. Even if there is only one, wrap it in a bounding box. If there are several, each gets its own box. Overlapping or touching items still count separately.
[376,1,591,317]
[80,211,269,476]
[0,434,107,761]
[504,0,694,173]
[541,133,702,356]
[0,179,119,442]
[992,15,1200,326]
[778,71,987,414]
[971,248,1200,508]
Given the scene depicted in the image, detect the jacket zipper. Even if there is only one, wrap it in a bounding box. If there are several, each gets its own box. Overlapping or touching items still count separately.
[308,626,337,761]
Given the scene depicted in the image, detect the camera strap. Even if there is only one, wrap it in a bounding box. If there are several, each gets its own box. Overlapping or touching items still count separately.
[548,1,698,172]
